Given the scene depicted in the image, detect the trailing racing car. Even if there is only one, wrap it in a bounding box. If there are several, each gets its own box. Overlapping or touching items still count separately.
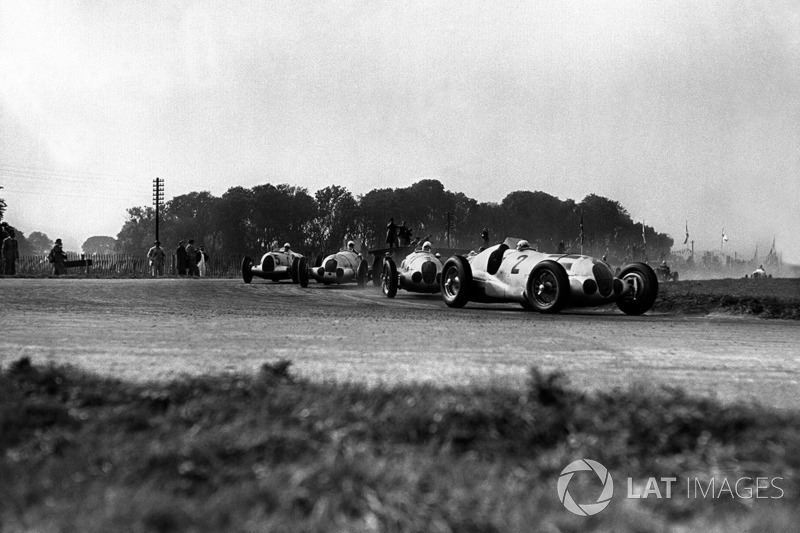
[655,261,679,282]
[310,241,369,286]
[380,241,443,298]
[241,243,309,287]
[440,238,658,315]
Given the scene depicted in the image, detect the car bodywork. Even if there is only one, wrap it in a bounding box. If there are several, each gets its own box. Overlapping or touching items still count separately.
[380,249,443,298]
[242,250,309,287]
[310,249,369,286]
[440,238,659,315]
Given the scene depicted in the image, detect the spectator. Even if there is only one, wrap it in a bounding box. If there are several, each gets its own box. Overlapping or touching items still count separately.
[48,238,68,275]
[398,220,413,246]
[198,246,210,277]
[385,217,398,249]
[1,228,19,275]
[481,227,489,248]
[176,240,188,276]
[147,240,166,277]
[185,239,199,277]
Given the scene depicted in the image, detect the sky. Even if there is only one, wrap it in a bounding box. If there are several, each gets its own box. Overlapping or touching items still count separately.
[1,0,798,262]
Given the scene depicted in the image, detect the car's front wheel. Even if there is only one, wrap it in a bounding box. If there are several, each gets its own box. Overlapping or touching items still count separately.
[382,257,398,298]
[525,260,569,313]
[616,262,659,315]
[241,256,254,284]
[297,257,309,287]
[440,256,472,308]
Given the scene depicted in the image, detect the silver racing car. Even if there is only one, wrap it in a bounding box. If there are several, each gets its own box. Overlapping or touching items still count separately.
[241,243,309,287]
[440,238,658,315]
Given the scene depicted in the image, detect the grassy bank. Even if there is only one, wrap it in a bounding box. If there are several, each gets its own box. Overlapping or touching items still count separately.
[655,278,800,319]
[1,358,798,532]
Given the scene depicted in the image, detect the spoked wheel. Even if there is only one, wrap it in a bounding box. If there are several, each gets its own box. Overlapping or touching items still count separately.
[616,262,659,315]
[241,256,254,284]
[440,256,472,308]
[297,257,309,288]
[525,260,569,313]
[382,257,398,298]
[356,260,369,287]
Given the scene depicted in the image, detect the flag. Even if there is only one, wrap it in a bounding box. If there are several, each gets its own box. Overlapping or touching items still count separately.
[641,220,646,245]
[683,220,689,245]
[721,229,728,243]
[753,245,758,261]
[769,236,775,256]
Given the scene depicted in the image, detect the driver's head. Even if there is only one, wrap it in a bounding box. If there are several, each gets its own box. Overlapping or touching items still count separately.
[347,240,355,250]
[516,240,530,250]
[283,243,291,252]
[422,241,432,252]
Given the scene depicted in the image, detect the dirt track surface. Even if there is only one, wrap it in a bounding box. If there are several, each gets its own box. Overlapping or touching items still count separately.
[1,278,799,409]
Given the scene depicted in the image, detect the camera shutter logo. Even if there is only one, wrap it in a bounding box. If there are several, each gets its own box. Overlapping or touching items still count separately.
[557,459,614,516]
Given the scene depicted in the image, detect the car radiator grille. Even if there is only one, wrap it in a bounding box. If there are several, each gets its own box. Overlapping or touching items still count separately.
[421,261,437,284]
[324,259,337,272]
[593,263,614,297]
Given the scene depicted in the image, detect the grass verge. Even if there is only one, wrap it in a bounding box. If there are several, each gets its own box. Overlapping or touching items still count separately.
[1,358,798,532]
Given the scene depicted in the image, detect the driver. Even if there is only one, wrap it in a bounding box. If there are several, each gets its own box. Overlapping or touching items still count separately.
[421,241,432,253]
[347,240,356,252]
[283,243,291,253]
[516,239,532,251]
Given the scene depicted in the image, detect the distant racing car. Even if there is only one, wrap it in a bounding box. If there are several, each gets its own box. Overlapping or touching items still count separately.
[439,238,659,315]
[310,241,369,286]
[380,241,443,298]
[241,244,309,287]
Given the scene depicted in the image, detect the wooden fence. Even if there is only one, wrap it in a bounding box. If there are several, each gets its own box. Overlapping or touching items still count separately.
[14,254,247,278]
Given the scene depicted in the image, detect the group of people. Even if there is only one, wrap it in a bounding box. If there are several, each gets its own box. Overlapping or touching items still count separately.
[1,229,19,275]
[146,239,210,277]
[384,218,416,248]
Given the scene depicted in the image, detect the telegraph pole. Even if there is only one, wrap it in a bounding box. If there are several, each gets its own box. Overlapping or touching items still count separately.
[152,177,164,242]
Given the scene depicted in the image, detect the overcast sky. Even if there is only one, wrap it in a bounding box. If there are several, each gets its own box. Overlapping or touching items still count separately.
[1,0,798,262]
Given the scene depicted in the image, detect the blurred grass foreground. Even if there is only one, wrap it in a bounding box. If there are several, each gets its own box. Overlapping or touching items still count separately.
[1,357,798,532]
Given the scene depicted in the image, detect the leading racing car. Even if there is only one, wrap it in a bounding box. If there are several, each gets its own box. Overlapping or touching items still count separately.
[439,238,658,315]
[241,243,309,287]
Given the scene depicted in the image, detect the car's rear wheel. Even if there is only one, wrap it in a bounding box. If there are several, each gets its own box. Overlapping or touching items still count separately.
[356,260,368,287]
[372,256,383,286]
[616,262,659,315]
[241,256,254,284]
[382,257,398,298]
[440,256,472,308]
[525,260,569,313]
[290,256,300,284]
[297,257,309,287]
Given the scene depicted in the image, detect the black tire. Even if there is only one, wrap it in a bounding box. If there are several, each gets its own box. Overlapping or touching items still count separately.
[291,256,300,284]
[520,300,535,311]
[382,257,398,298]
[525,260,570,313]
[372,256,383,286]
[440,256,472,308]
[356,260,368,287]
[298,257,309,287]
[241,256,254,284]
[616,262,659,315]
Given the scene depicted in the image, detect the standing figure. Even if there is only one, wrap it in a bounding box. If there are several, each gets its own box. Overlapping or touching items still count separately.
[1,228,19,275]
[397,220,412,247]
[385,217,398,249]
[185,239,199,277]
[198,246,210,277]
[49,238,68,275]
[176,240,188,276]
[147,240,166,277]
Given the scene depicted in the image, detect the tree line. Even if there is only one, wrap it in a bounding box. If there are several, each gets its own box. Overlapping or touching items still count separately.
[113,179,673,264]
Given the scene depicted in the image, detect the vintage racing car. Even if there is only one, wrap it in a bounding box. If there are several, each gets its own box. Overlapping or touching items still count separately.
[439,238,659,315]
[380,242,443,298]
[241,244,309,287]
[655,261,679,282]
[310,242,369,286]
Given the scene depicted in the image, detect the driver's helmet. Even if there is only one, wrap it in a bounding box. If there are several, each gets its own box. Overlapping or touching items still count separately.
[347,240,355,251]
[283,243,291,252]
[422,241,432,252]
[516,240,530,250]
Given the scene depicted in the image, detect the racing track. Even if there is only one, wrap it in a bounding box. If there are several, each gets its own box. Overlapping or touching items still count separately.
[1,278,799,409]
